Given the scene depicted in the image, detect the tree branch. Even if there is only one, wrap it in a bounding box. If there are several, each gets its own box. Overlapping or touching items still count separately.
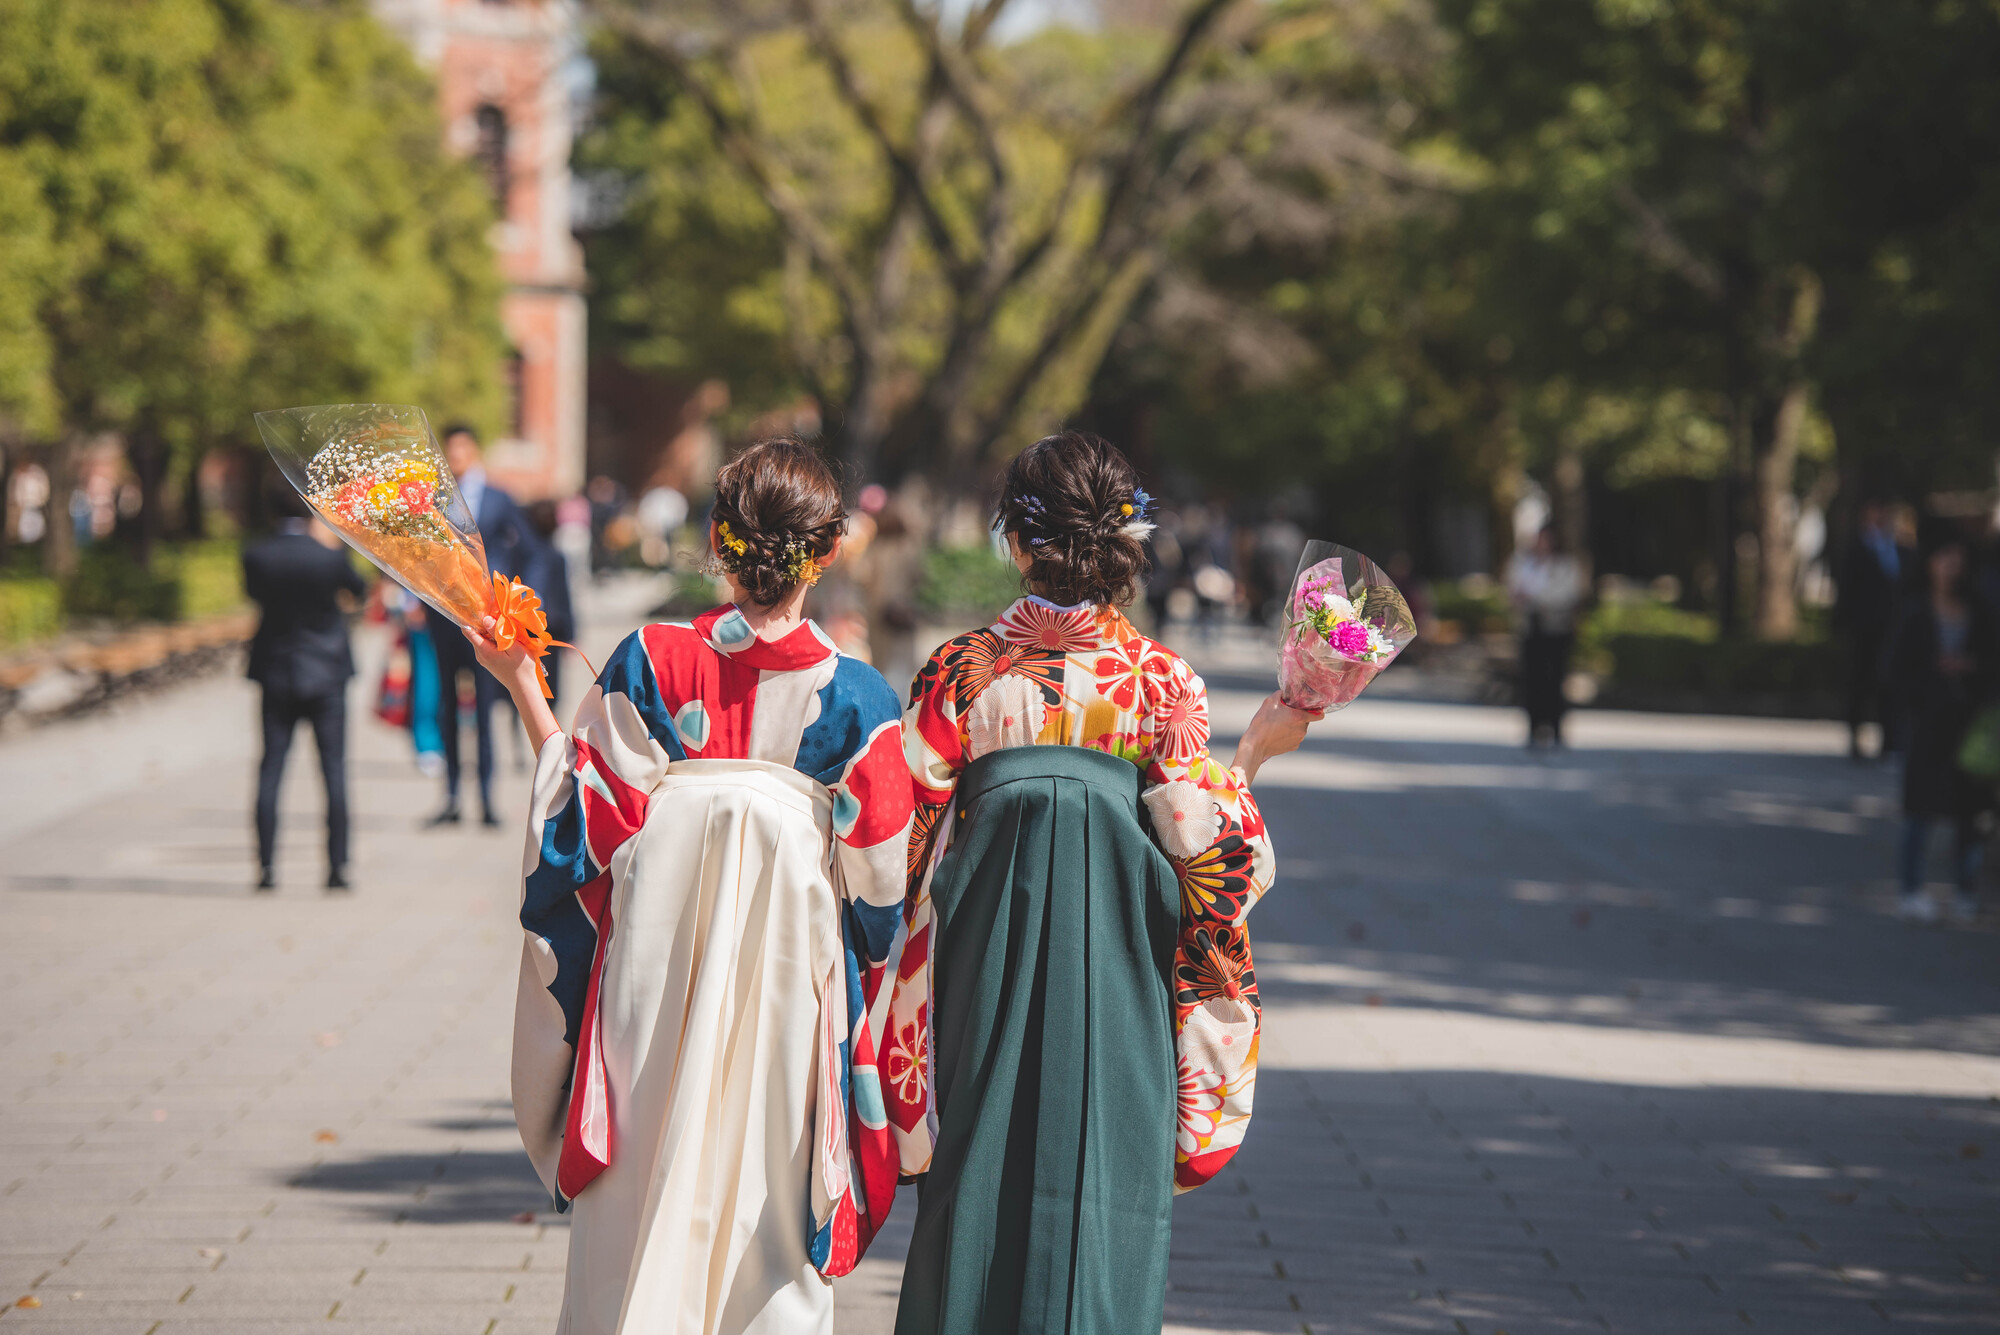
[960,0,1016,51]
[1615,184,1725,300]
[790,0,972,285]
[598,10,879,357]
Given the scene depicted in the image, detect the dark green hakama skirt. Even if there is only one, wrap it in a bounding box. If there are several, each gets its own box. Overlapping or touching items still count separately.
[894,745,1181,1335]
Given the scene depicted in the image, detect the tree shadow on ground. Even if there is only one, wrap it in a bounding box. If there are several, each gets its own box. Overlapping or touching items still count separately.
[1168,1069,2000,1335]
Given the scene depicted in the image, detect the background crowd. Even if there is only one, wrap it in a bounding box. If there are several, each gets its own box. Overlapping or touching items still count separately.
[6,0,2000,908]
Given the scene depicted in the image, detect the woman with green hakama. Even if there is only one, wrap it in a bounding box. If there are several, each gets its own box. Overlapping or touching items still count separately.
[886,432,1318,1335]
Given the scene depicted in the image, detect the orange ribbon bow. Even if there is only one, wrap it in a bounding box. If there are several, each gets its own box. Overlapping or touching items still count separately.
[488,573,591,700]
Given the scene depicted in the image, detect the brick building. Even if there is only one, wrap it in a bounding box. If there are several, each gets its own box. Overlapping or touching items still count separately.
[371,0,587,501]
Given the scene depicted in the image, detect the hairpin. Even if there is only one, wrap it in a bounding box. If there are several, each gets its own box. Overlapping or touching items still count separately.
[1118,487,1157,543]
[1017,494,1050,546]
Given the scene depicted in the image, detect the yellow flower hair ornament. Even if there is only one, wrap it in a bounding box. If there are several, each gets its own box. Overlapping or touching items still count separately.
[784,540,826,588]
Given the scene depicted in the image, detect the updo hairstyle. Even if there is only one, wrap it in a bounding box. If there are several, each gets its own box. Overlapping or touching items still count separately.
[994,430,1155,608]
[710,437,848,606]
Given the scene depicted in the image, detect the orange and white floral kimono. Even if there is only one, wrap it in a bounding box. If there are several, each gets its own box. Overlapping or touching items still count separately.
[889,595,1276,1190]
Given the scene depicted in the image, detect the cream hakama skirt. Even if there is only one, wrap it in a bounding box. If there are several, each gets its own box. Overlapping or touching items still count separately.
[512,759,841,1335]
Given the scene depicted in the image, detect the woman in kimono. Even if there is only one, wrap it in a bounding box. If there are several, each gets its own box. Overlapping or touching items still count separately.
[464,439,915,1335]
[889,431,1318,1335]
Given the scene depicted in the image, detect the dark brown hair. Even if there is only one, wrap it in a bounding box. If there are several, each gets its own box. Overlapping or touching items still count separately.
[710,437,848,606]
[994,430,1151,608]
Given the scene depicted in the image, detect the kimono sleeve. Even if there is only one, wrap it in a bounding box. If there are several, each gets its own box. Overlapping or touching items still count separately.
[513,628,679,1199]
[816,659,916,956]
[882,638,968,1177]
[1138,651,1276,928]
[520,629,680,1048]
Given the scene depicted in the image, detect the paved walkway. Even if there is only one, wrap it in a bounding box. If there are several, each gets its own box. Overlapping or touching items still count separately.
[1,593,1996,1333]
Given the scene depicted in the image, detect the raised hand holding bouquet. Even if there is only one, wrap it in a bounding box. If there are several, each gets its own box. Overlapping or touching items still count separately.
[254,404,572,698]
[1278,541,1418,711]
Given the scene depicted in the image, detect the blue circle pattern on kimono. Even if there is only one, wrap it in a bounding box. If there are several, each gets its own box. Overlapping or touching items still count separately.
[709,608,755,650]
[829,783,862,839]
[674,700,710,753]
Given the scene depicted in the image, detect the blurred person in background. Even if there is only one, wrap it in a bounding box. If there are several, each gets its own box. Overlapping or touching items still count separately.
[1142,505,1185,630]
[585,475,627,574]
[1507,523,1586,748]
[378,582,443,777]
[1837,498,1912,760]
[1253,513,1308,626]
[1182,505,1236,641]
[1385,552,1437,665]
[243,478,366,891]
[425,424,544,828]
[1886,532,1998,924]
[525,500,577,704]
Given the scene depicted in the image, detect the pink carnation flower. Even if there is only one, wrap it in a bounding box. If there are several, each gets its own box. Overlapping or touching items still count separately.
[1301,588,1324,610]
[1328,619,1372,657]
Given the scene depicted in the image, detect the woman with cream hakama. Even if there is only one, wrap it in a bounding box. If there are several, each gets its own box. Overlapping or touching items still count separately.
[468,442,915,1335]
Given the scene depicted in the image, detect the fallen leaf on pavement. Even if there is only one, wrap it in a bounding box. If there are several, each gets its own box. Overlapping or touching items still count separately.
[512,1211,537,1224]
[314,1032,341,1048]
[313,1130,339,1144]
[16,1296,41,1308]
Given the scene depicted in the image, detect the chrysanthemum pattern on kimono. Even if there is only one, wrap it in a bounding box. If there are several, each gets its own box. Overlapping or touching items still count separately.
[895,595,1274,1187]
[518,604,914,1274]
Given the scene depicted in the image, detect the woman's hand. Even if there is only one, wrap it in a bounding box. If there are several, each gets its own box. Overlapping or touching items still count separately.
[462,617,564,753]
[1232,691,1323,787]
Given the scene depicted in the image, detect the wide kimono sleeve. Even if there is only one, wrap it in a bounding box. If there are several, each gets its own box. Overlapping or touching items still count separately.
[1138,650,1276,925]
[1136,647,1277,1192]
[512,629,679,1200]
[799,656,916,1268]
[883,637,970,1176]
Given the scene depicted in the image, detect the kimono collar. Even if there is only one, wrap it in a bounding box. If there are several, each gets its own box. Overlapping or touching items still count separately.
[694,604,839,672]
[992,596,1138,653]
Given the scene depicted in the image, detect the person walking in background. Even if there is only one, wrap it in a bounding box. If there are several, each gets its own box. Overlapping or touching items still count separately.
[1837,498,1912,760]
[424,423,545,828]
[243,480,367,891]
[524,500,576,705]
[378,582,444,776]
[1887,533,1998,924]
[1506,523,1586,748]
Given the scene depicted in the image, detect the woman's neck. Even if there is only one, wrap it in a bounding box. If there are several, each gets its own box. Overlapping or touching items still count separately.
[733,586,810,638]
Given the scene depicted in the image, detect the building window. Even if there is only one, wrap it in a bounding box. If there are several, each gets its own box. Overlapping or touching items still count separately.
[505,349,525,437]
[474,104,510,213]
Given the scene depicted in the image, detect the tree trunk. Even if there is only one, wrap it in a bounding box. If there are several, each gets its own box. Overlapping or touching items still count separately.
[46,431,82,579]
[1552,438,1590,581]
[180,447,208,540]
[1752,380,1808,640]
[129,428,169,569]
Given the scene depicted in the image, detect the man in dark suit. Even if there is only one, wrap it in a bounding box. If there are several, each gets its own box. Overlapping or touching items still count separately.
[1836,499,1913,760]
[244,482,367,890]
[426,423,547,827]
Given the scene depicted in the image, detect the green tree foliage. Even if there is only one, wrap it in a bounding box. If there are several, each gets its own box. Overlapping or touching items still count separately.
[1104,0,2000,640]
[581,0,1418,486]
[0,0,507,570]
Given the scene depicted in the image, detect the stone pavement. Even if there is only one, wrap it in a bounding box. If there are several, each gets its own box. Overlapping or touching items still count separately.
[2,594,1997,1334]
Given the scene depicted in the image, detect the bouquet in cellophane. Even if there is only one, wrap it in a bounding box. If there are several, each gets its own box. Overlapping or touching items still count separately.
[1277,541,1417,711]
[254,403,562,697]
